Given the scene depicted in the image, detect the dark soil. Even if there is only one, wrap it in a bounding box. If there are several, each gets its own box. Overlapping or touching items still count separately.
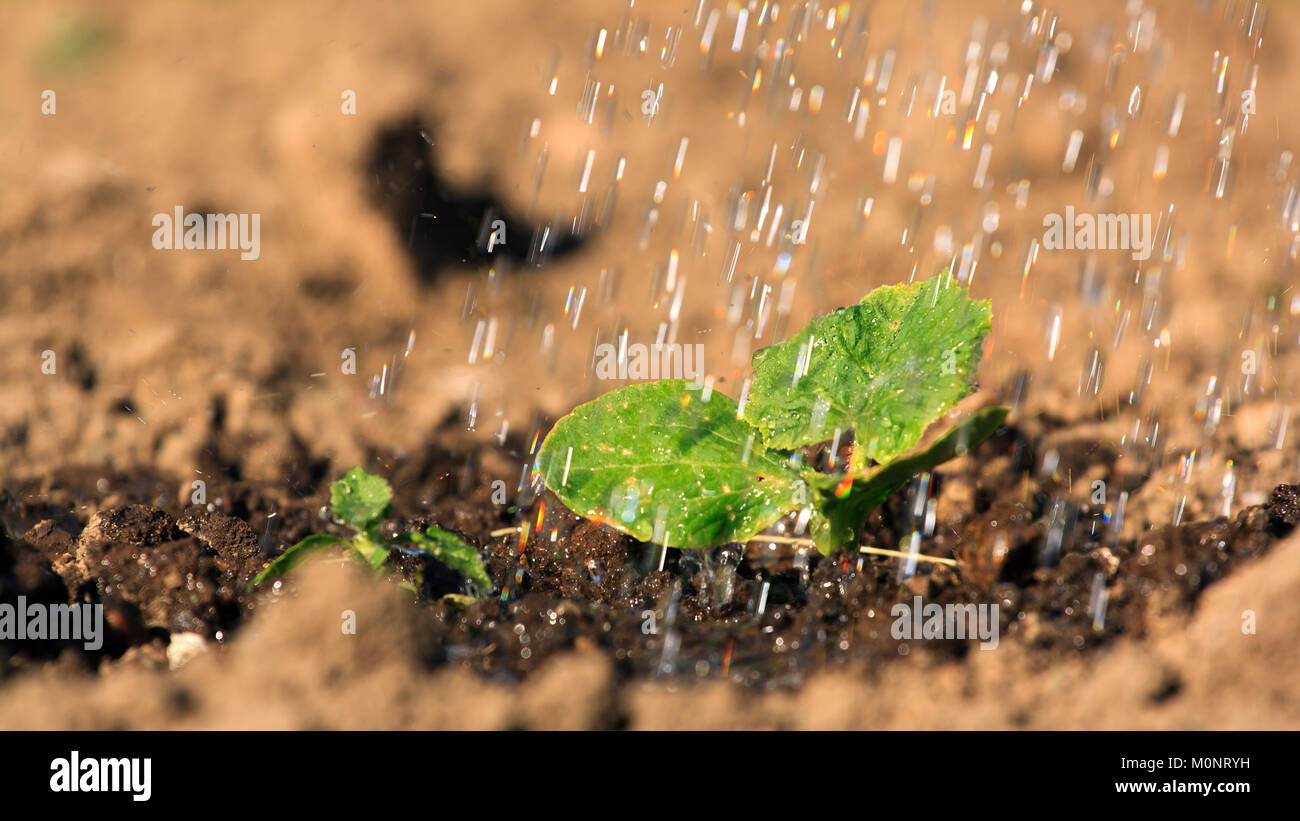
[5,412,1295,690]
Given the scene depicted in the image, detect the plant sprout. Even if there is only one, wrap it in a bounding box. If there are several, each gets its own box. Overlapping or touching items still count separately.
[249,467,492,602]
[535,272,1008,554]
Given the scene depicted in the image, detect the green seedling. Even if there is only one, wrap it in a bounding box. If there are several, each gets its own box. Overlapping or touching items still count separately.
[249,467,492,601]
[536,271,1009,554]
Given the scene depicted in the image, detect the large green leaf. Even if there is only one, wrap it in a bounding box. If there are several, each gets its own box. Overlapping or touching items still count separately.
[804,406,1009,552]
[744,271,991,465]
[536,380,805,548]
[329,467,393,532]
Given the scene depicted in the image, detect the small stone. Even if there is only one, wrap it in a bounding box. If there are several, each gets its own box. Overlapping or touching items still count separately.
[166,632,208,670]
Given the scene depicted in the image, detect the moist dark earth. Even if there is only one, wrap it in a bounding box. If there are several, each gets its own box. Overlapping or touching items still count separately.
[3,0,1300,729]
[5,406,1297,689]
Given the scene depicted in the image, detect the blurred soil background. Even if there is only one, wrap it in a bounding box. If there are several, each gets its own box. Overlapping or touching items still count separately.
[1,0,1298,728]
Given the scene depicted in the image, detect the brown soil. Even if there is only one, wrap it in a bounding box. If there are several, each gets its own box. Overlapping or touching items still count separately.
[2,0,1299,728]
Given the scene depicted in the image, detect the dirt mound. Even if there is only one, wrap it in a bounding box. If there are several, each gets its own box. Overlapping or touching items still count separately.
[2,0,1299,728]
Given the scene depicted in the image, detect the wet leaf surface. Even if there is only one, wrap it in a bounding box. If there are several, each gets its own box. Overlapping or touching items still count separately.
[745,272,991,465]
[536,381,803,548]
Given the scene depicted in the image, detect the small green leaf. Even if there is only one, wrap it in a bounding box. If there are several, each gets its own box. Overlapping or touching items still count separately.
[536,380,805,548]
[401,526,493,593]
[249,534,347,590]
[330,467,393,532]
[350,535,391,571]
[745,271,991,465]
[804,406,1009,552]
